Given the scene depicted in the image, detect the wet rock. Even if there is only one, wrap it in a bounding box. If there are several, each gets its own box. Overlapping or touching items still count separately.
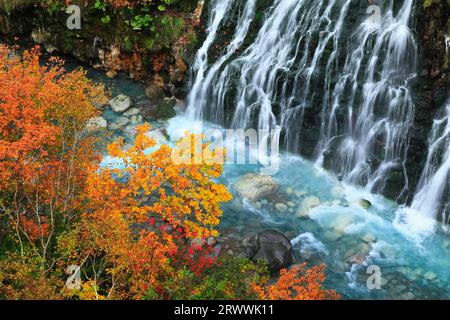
[323,230,341,242]
[361,233,377,244]
[295,196,320,218]
[140,98,176,120]
[398,292,415,300]
[234,173,278,202]
[243,230,293,273]
[423,271,437,281]
[145,83,165,101]
[346,253,366,265]
[285,231,297,240]
[287,201,296,208]
[359,199,372,209]
[331,214,354,235]
[443,239,450,249]
[109,94,132,113]
[129,114,143,124]
[358,242,371,255]
[275,203,288,212]
[45,44,58,54]
[106,70,117,79]
[123,107,141,117]
[253,202,262,209]
[108,116,130,131]
[86,116,107,131]
[31,27,47,44]
[158,98,177,119]
[295,190,306,198]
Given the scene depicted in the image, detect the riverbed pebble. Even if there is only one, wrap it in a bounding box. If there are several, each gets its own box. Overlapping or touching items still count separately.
[295,196,321,218]
[108,116,130,130]
[275,203,288,212]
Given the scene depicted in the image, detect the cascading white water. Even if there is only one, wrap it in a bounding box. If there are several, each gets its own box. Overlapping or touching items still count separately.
[187,0,257,120]
[316,0,417,195]
[411,97,450,223]
[186,0,417,197]
[186,0,234,116]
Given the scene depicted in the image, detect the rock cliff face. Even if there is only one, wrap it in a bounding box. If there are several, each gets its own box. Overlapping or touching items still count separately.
[0,0,203,99]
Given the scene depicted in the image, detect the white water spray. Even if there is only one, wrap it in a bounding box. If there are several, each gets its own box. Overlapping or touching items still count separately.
[412,97,450,223]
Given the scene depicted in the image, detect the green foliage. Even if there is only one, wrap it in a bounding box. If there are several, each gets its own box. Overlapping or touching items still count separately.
[0,250,63,300]
[145,257,269,300]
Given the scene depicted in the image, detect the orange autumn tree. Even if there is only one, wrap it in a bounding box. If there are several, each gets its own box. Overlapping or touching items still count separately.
[252,263,340,300]
[58,124,232,299]
[0,44,107,295]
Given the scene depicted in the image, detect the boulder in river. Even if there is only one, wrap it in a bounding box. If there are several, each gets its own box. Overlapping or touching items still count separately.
[359,199,372,209]
[275,203,288,212]
[145,83,165,101]
[234,173,278,202]
[123,107,141,117]
[109,94,132,113]
[243,230,293,273]
[108,116,130,131]
[85,116,107,131]
[140,98,176,120]
[295,196,321,218]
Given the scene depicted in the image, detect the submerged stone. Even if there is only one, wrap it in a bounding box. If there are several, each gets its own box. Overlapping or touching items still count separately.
[360,199,372,209]
[109,94,132,113]
[275,203,288,212]
[234,173,278,202]
[295,196,321,218]
[108,116,130,131]
[86,116,107,131]
[243,230,293,273]
[123,107,141,117]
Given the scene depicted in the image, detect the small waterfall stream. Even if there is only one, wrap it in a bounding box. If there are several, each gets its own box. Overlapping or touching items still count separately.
[316,0,416,195]
[412,97,450,223]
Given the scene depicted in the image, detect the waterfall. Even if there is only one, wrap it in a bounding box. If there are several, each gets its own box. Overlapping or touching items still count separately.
[316,0,417,194]
[186,0,417,197]
[186,0,234,117]
[411,97,450,223]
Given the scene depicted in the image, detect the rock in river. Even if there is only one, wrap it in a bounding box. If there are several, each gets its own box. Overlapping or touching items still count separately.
[234,173,278,202]
[243,230,293,273]
[295,196,321,218]
[86,116,107,131]
[109,94,132,113]
[108,116,130,131]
